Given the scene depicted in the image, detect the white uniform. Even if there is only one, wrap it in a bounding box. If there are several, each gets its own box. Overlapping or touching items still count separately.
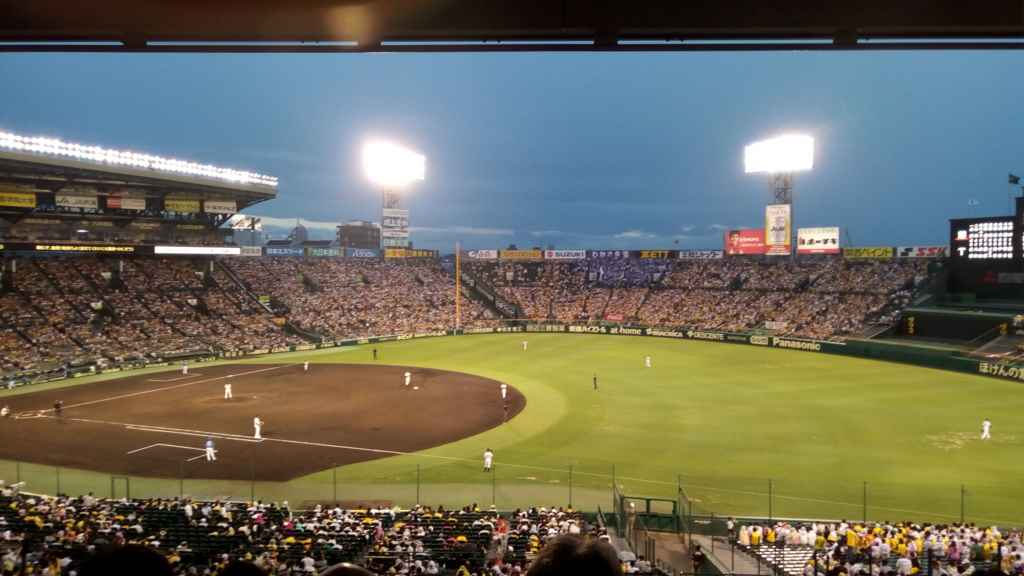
[522,341,528,351]
[404,371,411,387]
[224,383,233,399]
[0,406,9,418]
[253,417,263,440]
[205,439,216,462]
[483,449,494,471]
[644,356,652,368]
[982,419,991,440]
[500,383,508,401]
[182,363,188,375]
[303,362,309,371]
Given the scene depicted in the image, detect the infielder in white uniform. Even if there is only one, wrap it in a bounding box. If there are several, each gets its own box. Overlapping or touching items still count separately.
[500,383,508,402]
[253,416,263,440]
[644,355,652,368]
[982,418,992,440]
[182,363,189,376]
[304,361,309,371]
[404,371,411,387]
[522,340,528,351]
[483,448,494,472]
[224,383,233,400]
[205,438,216,462]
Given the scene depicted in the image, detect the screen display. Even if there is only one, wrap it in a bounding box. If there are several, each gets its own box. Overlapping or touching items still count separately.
[950,218,1014,260]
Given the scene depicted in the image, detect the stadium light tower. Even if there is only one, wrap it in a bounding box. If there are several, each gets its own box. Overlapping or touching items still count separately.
[744,134,814,257]
[362,140,425,251]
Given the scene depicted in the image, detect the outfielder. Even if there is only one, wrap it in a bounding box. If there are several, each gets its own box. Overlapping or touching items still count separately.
[522,340,528,351]
[982,418,992,440]
[483,448,494,472]
[404,371,411,387]
[205,438,217,462]
[224,383,233,400]
[645,355,652,368]
[253,416,263,440]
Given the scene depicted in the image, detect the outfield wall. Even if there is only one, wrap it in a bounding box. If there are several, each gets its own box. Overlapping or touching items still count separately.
[10,322,1023,392]
[476,323,1024,385]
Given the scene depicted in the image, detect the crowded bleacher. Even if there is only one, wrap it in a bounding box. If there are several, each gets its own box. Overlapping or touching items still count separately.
[0,254,930,383]
[735,519,1021,576]
[467,257,928,339]
[0,484,607,576]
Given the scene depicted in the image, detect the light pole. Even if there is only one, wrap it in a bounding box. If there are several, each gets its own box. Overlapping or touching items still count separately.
[744,134,814,259]
[362,140,426,251]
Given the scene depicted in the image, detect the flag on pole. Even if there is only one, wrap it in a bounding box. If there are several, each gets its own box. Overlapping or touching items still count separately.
[1011,173,1021,185]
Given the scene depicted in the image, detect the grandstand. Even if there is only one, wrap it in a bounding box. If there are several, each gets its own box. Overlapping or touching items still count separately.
[5,16,1024,570]
[2,127,1024,576]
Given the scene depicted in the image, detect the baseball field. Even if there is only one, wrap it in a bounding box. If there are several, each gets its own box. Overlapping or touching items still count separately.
[2,332,1023,524]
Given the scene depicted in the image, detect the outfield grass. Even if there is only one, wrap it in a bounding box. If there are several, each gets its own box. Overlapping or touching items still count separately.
[4,333,1024,524]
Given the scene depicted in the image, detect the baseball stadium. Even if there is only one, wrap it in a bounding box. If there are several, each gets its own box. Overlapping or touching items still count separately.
[3,3,1024,576]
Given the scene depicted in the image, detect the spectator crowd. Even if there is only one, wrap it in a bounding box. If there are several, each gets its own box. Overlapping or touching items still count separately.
[737,519,1022,576]
[0,254,928,382]
[466,257,928,340]
[0,483,609,576]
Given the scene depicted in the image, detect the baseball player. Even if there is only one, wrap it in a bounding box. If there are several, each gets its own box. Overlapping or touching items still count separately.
[181,362,189,376]
[982,418,992,440]
[53,400,63,418]
[303,361,309,371]
[0,405,9,418]
[404,371,411,387]
[500,383,508,402]
[593,374,598,391]
[205,438,217,462]
[224,382,233,400]
[372,348,378,361]
[483,448,494,472]
[253,416,263,440]
[645,355,652,368]
[522,340,528,351]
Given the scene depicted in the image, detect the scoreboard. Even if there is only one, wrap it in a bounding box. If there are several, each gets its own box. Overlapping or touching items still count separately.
[947,198,1024,296]
[950,217,1015,260]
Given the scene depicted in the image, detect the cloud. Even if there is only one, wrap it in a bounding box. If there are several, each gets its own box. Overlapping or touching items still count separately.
[410,226,514,236]
[530,229,563,238]
[614,230,657,239]
[680,224,696,233]
[251,215,339,231]
[707,223,732,232]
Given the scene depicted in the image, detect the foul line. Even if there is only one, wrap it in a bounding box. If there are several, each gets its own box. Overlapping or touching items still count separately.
[40,364,293,413]
[125,424,263,443]
[147,374,203,383]
[126,443,206,455]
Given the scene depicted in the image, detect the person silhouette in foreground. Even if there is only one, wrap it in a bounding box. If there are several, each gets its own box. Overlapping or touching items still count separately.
[526,534,621,576]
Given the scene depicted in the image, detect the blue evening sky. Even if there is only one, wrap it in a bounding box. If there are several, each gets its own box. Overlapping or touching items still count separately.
[0,51,1021,250]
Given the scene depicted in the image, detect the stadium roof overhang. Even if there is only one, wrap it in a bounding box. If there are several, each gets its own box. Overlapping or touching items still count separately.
[1,0,1023,53]
[0,150,276,211]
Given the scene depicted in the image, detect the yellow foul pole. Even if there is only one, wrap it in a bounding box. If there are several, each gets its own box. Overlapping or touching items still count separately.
[455,241,461,331]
